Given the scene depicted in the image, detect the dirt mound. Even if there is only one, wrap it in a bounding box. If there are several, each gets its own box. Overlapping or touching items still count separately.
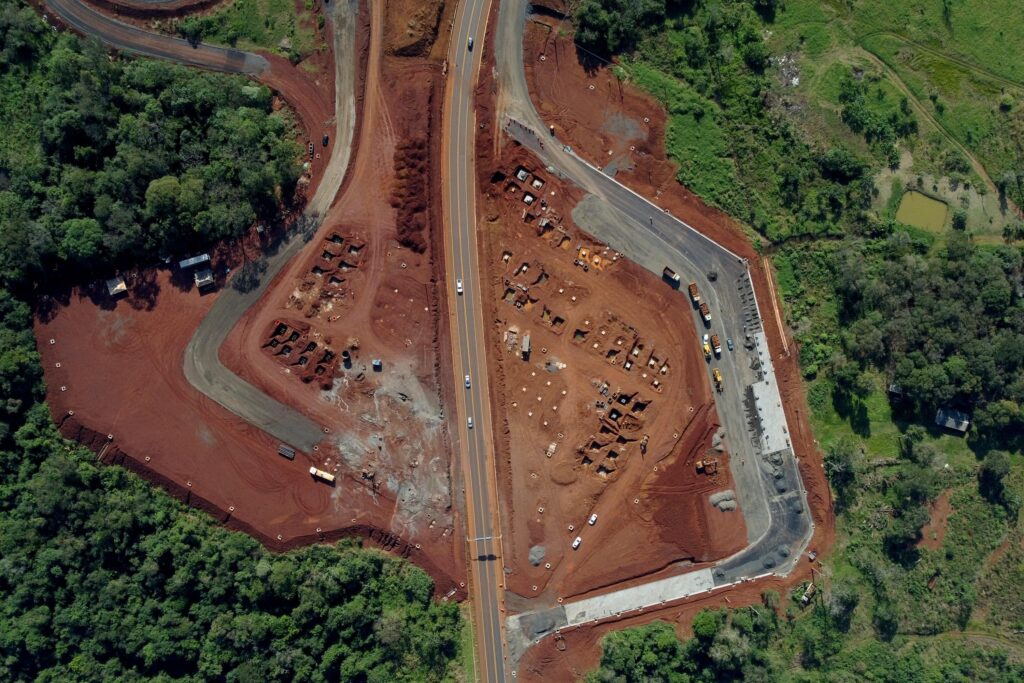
[391,136,431,252]
[384,0,443,57]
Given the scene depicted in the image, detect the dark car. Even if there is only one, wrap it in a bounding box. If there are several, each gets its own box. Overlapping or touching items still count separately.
[322,135,329,147]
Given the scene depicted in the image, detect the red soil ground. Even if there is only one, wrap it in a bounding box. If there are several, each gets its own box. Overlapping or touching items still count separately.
[475,149,748,604]
[918,487,953,551]
[85,0,223,19]
[35,0,466,595]
[471,2,835,676]
[518,7,834,567]
[221,0,462,579]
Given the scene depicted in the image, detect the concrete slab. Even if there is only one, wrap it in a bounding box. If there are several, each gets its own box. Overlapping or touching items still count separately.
[563,568,715,625]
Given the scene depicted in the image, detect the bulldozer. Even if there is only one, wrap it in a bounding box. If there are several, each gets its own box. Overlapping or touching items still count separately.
[695,457,718,475]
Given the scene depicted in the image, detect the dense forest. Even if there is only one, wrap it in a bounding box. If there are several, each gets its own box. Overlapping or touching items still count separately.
[571,0,1024,678]
[0,4,464,680]
[0,3,301,296]
[587,612,1023,682]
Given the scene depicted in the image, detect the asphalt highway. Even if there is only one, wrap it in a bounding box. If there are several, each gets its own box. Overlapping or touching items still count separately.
[443,1,508,681]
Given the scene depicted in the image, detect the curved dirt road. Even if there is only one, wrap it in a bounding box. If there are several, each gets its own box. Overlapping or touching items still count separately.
[45,0,360,453]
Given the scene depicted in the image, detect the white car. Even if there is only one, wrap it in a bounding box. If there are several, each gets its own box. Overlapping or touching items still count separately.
[571,536,582,550]
[456,278,464,295]
[467,416,474,429]
[702,333,710,343]
[467,36,474,51]
[464,374,471,388]
[588,513,598,526]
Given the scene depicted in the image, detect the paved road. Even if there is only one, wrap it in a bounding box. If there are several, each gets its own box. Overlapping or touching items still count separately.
[46,0,268,73]
[45,0,360,454]
[493,0,814,663]
[183,0,358,454]
[443,1,508,681]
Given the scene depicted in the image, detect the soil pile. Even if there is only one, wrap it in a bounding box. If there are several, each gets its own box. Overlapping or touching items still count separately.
[391,136,431,252]
[384,0,444,56]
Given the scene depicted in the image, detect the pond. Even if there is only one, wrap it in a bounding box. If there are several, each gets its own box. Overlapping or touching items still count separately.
[895,190,948,231]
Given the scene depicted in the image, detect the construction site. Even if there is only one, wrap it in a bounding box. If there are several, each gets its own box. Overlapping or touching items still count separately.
[35,0,468,597]
[477,148,750,603]
[30,0,837,679]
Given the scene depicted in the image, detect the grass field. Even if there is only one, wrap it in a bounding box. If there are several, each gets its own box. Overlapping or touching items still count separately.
[175,0,321,61]
[772,0,1024,234]
[458,604,476,681]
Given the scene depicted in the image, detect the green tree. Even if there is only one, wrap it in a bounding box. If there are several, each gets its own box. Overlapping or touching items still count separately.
[58,217,105,263]
[978,450,1011,504]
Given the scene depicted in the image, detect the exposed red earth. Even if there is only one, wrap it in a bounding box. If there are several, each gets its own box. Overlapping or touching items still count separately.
[518,7,834,564]
[470,1,835,676]
[84,0,223,19]
[474,144,749,603]
[35,0,466,595]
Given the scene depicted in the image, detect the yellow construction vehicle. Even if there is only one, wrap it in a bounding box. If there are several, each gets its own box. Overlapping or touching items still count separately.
[712,367,723,392]
[695,458,718,475]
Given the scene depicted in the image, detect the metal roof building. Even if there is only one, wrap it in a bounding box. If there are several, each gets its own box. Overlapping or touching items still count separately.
[106,276,127,297]
[935,408,970,433]
[178,253,211,270]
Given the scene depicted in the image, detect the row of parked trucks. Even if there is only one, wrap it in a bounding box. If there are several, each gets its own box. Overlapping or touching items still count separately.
[664,269,724,392]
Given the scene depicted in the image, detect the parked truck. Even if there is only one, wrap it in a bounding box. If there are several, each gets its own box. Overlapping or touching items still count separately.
[711,334,722,357]
[712,368,723,392]
[688,282,700,304]
[663,266,681,287]
[309,466,336,484]
[699,302,712,324]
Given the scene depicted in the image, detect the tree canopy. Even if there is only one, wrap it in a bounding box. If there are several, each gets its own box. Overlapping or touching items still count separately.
[0,6,300,295]
[0,5,463,681]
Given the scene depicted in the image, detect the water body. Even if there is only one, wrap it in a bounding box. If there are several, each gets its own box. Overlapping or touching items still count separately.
[896,190,948,231]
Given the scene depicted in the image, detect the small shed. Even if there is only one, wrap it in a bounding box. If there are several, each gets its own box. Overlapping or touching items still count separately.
[106,276,127,298]
[935,407,970,433]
